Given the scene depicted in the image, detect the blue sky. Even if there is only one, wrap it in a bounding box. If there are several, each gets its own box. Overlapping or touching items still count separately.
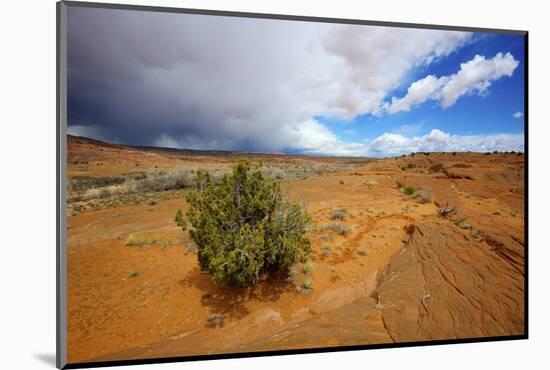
[67,7,525,156]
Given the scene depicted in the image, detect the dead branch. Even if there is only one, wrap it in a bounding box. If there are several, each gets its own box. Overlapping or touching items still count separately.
[438,201,457,218]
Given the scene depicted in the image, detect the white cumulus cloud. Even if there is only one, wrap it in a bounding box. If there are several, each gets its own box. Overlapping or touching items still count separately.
[387,52,519,113]
[302,128,524,157]
[386,75,446,114]
[440,52,519,107]
[512,111,523,118]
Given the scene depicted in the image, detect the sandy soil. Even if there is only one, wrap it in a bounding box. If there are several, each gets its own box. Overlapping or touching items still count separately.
[66,136,525,363]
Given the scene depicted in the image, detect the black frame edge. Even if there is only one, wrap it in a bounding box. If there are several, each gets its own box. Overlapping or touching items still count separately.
[57,1,68,369]
[523,31,529,339]
[64,335,527,369]
[56,2,61,368]
[62,0,527,35]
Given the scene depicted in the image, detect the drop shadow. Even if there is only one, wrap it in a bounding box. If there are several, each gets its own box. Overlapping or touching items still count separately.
[33,353,56,367]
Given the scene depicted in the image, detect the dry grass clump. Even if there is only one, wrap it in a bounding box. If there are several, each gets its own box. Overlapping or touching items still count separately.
[271,169,285,180]
[302,260,315,275]
[127,269,140,278]
[261,161,363,182]
[133,169,198,193]
[401,185,432,203]
[356,247,368,256]
[125,233,160,247]
[322,223,351,236]
[321,245,331,257]
[412,187,432,204]
[68,168,202,203]
[160,239,173,248]
[286,267,299,283]
[69,175,126,192]
[69,184,129,202]
[329,208,347,221]
[296,279,313,295]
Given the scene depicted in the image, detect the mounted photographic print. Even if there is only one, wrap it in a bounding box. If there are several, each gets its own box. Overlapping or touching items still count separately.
[56,1,528,368]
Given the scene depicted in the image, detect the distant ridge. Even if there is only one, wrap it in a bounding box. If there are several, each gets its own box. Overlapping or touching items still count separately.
[67,134,287,157]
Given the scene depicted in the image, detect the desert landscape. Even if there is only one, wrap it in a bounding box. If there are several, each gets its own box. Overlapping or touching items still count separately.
[63,6,527,366]
[66,135,525,363]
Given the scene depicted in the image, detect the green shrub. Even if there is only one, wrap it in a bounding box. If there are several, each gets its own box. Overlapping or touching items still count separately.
[175,209,183,224]
[183,160,311,286]
[403,185,416,196]
[175,209,186,231]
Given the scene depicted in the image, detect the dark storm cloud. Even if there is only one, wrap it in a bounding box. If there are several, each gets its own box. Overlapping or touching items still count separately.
[67,6,472,153]
[67,7,312,150]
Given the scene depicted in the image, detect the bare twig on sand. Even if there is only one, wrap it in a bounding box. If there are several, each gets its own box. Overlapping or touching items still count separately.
[438,202,457,218]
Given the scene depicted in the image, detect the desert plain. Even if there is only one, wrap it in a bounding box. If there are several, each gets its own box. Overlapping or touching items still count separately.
[66,135,525,363]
